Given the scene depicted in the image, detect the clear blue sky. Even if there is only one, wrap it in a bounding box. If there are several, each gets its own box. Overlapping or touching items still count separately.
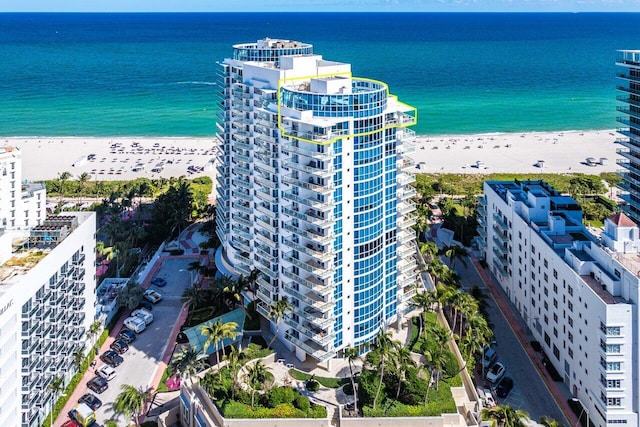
[2,0,640,12]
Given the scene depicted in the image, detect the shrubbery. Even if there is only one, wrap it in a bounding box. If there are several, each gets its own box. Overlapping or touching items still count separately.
[306,379,320,392]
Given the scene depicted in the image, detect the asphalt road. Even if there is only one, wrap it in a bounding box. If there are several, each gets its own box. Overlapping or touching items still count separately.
[450,256,569,424]
[91,257,195,425]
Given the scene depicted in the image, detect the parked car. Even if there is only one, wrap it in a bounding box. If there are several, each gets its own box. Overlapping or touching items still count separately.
[151,277,167,287]
[110,339,129,354]
[482,347,497,369]
[96,364,117,381]
[78,393,102,411]
[137,299,153,311]
[476,387,496,407]
[495,377,514,398]
[100,349,123,367]
[132,308,154,325]
[486,362,506,384]
[144,289,162,304]
[117,329,136,344]
[87,376,108,394]
[124,315,146,333]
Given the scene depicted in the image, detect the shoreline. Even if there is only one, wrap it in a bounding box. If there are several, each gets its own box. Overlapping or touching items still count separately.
[1,129,621,181]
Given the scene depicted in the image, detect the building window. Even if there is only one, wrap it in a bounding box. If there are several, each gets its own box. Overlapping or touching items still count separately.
[553,269,558,279]
[544,259,548,268]
[568,286,573,296]
[568,301,573,312]
[607,397,622,407]
[568,316,573,327]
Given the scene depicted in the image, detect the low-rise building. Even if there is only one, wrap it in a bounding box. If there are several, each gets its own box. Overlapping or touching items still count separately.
[479,180,638,427]
[0,212,97,427]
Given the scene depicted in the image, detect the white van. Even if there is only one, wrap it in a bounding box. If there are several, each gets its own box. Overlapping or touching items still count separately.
[124,316,146,333]
[132,308,153,325]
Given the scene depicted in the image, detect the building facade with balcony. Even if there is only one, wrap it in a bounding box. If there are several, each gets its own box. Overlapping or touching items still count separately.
[616,50,640,223]
[0,146,46,230]
[214,38,419,362]
[0,212,96,427]
[480,179,639,427]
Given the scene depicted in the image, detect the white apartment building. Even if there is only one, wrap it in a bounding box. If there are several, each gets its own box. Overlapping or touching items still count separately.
[0,212,97,427]
[0,146,46,230]
[214,38,419,362]
[479,180,639,427]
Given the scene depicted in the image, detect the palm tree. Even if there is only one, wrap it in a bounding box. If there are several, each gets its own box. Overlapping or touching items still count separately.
[57,171,71,201]
[199,320,239,380]
[86,320,102,344]
[181,285,206,308]
[171,346,207,379]
[47,375,64,395]
[77,172,91,195]
[112,384,152,427]
[419,241,438,262]
[482,405,529,427]
[72,348,84,372]
[268,297,292,347]
[372,329,393,410]
[245,360,270,409]
[456,292,479,338]
[540,416,564,427]
[225,346,242,400]
[392,342,415,400]
[344,346,360,415]
[441,244,468,271]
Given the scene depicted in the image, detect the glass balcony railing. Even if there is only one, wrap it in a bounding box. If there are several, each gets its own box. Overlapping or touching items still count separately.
[282,160,334,178]
[400,186,417,199]
[231,138,252,151]
[286,144,336,161]
[282,252,333,279]
[255,188,277,204]
[284,331,336,361]
[255,215,277,234]
[231,225,252,241]
[282,237,334,264]
[493,213,508,230]
[282,206,333,228]
[284,317,333,346]
[398,200,416,215]
[282,268,333,297]
[492,228,508,243]
[231,178,252,190]
[492,250,509,268]
[282,175,334,195]
[254,203,277,220]
[492,238,508,255]
[232,189,252,202]
[255,162,277,175]
[282,192,333,212]
[232,202,252,215]
[231,213,252,228]
[283,127,349,143]
[282,223,334,245]
[254,175,277,190]
[298,306,335,329]
[283,284,334,313]
[397,173,415,186]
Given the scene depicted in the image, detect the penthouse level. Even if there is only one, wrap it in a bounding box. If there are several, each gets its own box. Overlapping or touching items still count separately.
[479,180,640,427]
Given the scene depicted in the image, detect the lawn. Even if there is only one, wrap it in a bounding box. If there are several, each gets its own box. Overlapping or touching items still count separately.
[288,369,347,388]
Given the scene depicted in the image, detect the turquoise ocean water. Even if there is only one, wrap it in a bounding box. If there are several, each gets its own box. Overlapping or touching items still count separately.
[1,12,640,137]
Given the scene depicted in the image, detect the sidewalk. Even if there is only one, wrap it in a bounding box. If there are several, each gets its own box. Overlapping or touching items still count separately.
[469,256,578,426]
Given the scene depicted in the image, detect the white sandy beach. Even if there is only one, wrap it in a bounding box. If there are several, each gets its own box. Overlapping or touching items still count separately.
[1,129,621,182]
[2,137,217,181]
[408,129,620,174]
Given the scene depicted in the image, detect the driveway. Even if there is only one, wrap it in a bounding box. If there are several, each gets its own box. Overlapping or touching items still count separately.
[56,256,200,426]
[442,255,569,424]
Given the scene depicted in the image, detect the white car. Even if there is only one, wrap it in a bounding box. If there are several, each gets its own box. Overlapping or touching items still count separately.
[486,362,506,384]
[144,289,162,304]
[482,347,497,369]
[132,308,153,325]
[96,364,117,381]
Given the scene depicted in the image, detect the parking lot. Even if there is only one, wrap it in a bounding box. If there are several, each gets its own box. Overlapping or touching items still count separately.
[63,257,197,426]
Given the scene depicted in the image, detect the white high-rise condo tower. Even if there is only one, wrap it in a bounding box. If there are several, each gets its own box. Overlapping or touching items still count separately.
[616,50,640,223]
[214,38,418,362]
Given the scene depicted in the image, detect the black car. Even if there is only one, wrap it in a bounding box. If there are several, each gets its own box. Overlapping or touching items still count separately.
[110,339,129,354]
[137,299,153,311]
[86,376,108,394]
[78,393,102,410]
[495,376,514,398]
[100,349,123,367]
[117,329,136,344]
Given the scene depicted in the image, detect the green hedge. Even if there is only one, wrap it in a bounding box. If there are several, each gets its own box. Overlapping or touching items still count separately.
[42,329,110,427]
[222,400,326,419]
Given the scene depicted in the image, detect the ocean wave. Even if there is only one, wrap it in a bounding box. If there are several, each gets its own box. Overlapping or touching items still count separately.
[173,81,217,86]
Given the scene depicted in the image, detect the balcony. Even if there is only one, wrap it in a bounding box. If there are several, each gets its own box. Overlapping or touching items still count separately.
[255,162,277,175]
[297,305,335,329]
[255,188,277,204]
[282,237,334,264]
[283,127,349,143]
[617,95,640,108]
[231,189,252,202]
[397,173,415,186]
[282,160,334,178]
[285,317,333,346]
[616,117,640,131]
[282,175,334,196]
[285,331,336,362]
[617,85,640,96]
[231,224,252,241]
[398,200,416,215]
[231,201,252,215]
[230,137,252,151]
[231,236,251,252]
[398,229,415,245]
[283,284,334,313]
[282,268,333,297]
[254,203,277,220]
[254,244,277,265]
[399,186,417,199]
[282,252,333,279]
[287,144,336,161]
[231,213,252,228]
[492,238,508,256]
[282,223,334,245]
[402,214,417,229]
[398,158,416,171]
[397,242,414,258]
[282,206,333,228]
[617,106,640,121]
[254,175,277,190]
[255,215,277,234]
[492,250,509,269]
[477,226,487,238]
[231,178,252,190]
[493,213,508,230]
[616,137,640,152]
